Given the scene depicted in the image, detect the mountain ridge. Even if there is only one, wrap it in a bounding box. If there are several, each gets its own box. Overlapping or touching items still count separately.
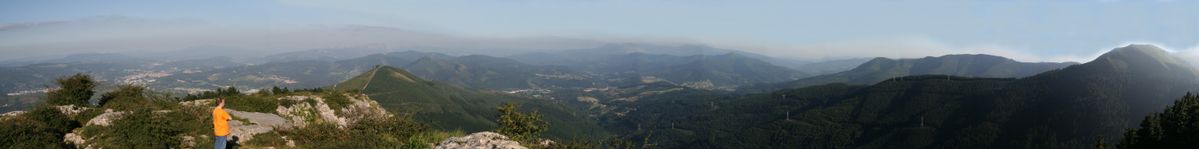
[744,53,1077,93]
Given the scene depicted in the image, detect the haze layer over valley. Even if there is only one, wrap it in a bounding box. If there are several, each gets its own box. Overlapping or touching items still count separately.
[2,1,1198,148]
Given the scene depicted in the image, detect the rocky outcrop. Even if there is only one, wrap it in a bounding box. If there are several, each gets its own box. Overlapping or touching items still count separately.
[225,109,291,143]
[434,132,527,149]
[85,109,124,126]
[62,132,86,146]
[275,94,390,128]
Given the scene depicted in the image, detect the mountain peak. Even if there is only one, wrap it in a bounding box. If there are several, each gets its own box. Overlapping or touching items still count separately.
[1088,44,1192,74]
[334,65,425,91]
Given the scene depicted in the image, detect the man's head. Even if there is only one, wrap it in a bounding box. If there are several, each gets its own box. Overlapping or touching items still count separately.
[216,98,225,108]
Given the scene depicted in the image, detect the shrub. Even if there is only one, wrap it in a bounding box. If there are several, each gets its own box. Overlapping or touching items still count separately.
[281,115,427,148]
[85,109,184,148]
[323,91,352,112]
[98,85,179,111]
[224,95,279,114]
[46,73,96,106]
[496,103,549,143]
[0,106,78,148]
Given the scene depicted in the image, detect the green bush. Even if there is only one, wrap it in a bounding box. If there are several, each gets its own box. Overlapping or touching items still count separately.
[84,109,184,148]
[77,106,210,148]
[224,95,279,114]
[281,115,427,148]
[98,85,178,111]
[323,91,353,112]
[45,73,95,106]
[496,103,549,144]
[0,106,78,148]
[74,108,105,124]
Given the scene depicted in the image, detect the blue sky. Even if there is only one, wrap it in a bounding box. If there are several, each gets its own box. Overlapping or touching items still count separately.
[1,0,1197,62]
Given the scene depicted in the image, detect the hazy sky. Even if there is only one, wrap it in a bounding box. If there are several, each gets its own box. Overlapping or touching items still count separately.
[2,0,1197,62]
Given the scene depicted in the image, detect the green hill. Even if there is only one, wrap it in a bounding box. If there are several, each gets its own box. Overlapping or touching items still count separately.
[334,66,609,139]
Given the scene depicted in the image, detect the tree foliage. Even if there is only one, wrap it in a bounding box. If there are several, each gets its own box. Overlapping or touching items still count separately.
[0,106,78,148]
[1117,93,1199,149]
[46,73,96,106]
[496,103,549,143]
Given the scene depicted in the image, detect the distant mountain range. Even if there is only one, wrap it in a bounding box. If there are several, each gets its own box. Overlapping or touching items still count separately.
[610,44,1199,148]
[791,57,874,75]
[403,55,591,90]
[743,54,1078,93]
[510,44,811,90]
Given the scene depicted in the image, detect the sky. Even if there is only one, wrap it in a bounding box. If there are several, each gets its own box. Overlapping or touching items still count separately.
[1,0,1197,63]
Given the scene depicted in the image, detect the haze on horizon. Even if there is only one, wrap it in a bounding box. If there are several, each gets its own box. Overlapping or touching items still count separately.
[1,0,1197,63]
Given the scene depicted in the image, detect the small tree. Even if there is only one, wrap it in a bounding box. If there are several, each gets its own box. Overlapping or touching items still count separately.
[46,73,96,106]
[496,103,548,143]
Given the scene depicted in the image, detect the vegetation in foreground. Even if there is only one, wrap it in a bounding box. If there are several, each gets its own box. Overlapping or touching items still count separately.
[1112,93,1199,149]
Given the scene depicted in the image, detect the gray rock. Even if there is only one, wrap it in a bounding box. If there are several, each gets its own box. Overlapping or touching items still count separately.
[85,110,125,126]
[227,109,292,129]
[54,105,89,117]
[225,109,292,143]
[435,132,527,149]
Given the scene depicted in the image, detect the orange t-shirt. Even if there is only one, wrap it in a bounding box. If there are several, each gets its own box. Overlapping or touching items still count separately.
[212,107,231,136]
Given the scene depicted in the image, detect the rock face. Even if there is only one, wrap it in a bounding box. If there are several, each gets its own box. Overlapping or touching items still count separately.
[434,132,527,149]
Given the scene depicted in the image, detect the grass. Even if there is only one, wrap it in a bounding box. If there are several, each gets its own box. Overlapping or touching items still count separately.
[243,131,289,147]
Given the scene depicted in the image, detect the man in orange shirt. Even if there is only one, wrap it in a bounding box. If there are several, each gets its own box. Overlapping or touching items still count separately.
[212,98,232,149]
